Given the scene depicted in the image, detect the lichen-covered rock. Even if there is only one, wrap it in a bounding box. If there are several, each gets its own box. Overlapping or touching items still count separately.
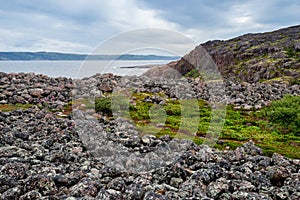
[68,177,100,197]
[0,186,22,200]
[19,190,42,200]
[24,175,57,196]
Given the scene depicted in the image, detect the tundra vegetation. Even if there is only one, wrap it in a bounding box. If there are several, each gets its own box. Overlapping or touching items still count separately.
[57,93,300,159]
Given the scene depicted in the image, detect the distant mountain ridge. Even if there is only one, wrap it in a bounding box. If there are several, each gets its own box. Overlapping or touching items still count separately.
[0,52,180,61]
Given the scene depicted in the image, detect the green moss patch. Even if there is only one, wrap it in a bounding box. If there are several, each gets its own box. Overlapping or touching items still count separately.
[0,103,33,112]
[128,93,300,158]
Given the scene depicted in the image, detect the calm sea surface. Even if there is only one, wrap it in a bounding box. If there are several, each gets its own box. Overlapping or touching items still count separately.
[0,60,172,78]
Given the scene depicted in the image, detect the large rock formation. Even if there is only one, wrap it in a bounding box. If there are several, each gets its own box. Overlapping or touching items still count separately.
[145,25,300,84]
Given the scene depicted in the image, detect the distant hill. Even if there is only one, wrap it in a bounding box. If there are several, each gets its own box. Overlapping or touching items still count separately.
[180,25,300,84]
[0,52,180,61]
[145,25,300,84]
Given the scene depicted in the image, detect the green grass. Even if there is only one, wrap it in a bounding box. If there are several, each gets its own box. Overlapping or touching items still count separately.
[219,97,300,158]
[128,92,212,138]
[0,103,33,112]
[125,93,300,159]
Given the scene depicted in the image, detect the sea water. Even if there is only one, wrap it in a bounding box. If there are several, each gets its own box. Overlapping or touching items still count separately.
[0,60,172,78]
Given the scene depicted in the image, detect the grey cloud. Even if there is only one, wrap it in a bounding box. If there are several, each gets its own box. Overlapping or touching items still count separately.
[0,0,299,53]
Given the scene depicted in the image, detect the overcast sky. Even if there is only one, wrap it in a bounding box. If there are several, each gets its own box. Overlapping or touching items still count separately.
[0,0,299,54]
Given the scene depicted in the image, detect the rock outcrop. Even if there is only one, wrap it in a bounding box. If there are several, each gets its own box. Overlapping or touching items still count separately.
[145,25,300,84]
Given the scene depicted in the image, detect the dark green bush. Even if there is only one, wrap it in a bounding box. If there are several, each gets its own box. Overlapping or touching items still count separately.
[95,97,112,115]
[284,47,300,61]
[185,69,201,78]
[264,95,300,135]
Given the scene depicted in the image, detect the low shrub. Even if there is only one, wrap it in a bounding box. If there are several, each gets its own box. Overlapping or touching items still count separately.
[264,95,300,135]
[95,97,112,115]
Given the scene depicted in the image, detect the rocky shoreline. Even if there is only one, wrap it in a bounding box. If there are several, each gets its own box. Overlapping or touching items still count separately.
[0,72,300,199]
